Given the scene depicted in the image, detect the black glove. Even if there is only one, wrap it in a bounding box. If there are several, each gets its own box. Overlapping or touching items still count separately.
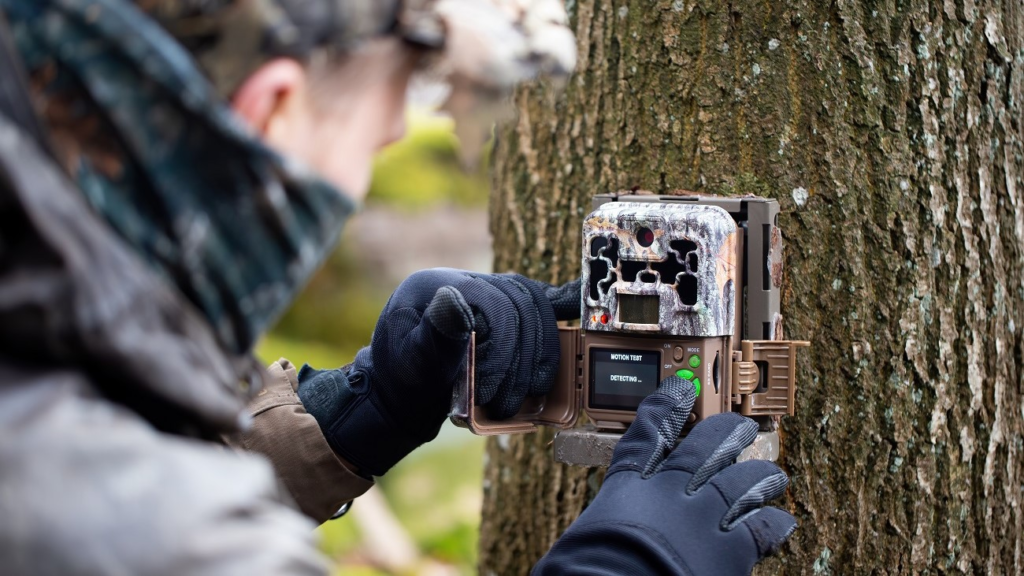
[298,268,580,476]
[533,376,797,575]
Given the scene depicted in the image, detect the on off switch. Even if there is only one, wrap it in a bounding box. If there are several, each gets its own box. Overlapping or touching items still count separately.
[673,346,684,362]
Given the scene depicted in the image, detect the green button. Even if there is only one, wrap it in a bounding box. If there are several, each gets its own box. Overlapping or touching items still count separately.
[693,377,701,396]
[676,369,694,381]
[688,355,701,369]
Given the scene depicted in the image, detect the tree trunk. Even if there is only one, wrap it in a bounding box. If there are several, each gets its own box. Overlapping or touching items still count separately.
[480,0,1024,574]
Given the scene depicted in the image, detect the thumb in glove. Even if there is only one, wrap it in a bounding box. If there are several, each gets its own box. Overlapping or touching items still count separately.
[298,282,475,477]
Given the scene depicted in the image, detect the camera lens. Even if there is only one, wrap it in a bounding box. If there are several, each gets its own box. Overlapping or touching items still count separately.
[636,227,654,247]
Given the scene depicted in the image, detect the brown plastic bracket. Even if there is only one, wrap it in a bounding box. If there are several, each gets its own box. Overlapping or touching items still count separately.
[449,328,582,436]
[734,340,810,417]
[732,359,760,394]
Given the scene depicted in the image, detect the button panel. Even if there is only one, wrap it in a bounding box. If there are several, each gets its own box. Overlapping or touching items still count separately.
[580,333,728,429]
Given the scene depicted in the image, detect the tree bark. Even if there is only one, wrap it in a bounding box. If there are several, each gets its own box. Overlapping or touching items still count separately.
[480,0,1024,574]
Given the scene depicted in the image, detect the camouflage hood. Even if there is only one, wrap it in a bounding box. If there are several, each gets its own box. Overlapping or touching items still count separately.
[3,0,356,358]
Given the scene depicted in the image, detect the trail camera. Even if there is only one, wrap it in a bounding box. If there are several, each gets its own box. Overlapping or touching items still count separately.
[451,192,809,463]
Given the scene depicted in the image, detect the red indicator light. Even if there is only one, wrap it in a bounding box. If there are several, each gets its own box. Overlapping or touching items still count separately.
[637,227,654,247]
[600,314,609,324]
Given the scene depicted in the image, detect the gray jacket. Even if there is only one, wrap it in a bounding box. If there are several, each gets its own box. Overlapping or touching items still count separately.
[0,110,371,574]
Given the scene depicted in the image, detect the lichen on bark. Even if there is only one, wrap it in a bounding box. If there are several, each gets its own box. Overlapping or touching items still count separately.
[481,1,1024,574]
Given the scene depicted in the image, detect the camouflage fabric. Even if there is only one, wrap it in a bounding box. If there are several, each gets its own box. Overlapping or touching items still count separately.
[2,0,355,357]
[137,0,402,97]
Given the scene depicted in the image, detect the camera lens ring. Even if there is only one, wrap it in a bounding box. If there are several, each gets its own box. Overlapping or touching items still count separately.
[636,227,654,247]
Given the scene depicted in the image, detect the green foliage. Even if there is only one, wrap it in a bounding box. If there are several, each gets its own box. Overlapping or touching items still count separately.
[366,110,491,211]
[256,333,357,371]
[317,514,363,563]
[268,249,382,358]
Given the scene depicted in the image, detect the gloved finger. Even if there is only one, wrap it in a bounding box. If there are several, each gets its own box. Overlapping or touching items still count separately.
[608,375,696,479]
[476,274,540,418]
[385,268,472,310]
[709,460,789,529]
[503,274,560,397]
[543,278,582,321]
[440,274,520,406]
[737,506,798,558]
[386,303,468,382]
[423,286,475,340]
[369,307,465,419]
[387,286,472,402]
[486,371,530,419]
[378,273,517,407]
[658,412,759,493]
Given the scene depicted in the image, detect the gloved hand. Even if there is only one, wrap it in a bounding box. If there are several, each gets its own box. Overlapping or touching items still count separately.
[298,268,580,477]
[533,376,797,576]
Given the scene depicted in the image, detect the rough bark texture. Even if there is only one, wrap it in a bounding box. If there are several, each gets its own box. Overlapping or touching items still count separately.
[480,1,1024,574]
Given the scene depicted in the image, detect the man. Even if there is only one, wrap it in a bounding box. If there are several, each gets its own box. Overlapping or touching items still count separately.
[0,0,796,574]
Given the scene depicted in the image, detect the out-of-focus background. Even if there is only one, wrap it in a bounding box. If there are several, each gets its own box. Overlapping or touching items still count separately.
[257,109,493,575]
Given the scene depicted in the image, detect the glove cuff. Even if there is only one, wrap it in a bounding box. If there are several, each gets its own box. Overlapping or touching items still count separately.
[298,363,425,477]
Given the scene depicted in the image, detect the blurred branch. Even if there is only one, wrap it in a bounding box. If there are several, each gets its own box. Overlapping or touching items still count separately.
[351,486,420,572]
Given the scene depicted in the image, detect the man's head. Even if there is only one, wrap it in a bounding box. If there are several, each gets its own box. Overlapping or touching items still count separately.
[139,0,577,201]
[138,0,419,201]
[230,41,421,201]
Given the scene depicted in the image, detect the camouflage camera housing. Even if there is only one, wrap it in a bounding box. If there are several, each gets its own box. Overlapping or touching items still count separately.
[451,192,809,436]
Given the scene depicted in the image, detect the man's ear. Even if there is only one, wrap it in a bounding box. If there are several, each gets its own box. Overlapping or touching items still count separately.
[230,58,308,138]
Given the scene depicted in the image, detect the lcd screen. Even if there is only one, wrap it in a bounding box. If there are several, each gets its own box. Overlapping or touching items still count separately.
[589,348,661,410]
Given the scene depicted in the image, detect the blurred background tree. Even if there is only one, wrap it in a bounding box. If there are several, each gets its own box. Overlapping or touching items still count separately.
[257,109,491,575]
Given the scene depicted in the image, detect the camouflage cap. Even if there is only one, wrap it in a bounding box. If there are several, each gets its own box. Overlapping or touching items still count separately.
[138,0,577,115]
[137,0,402,97]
